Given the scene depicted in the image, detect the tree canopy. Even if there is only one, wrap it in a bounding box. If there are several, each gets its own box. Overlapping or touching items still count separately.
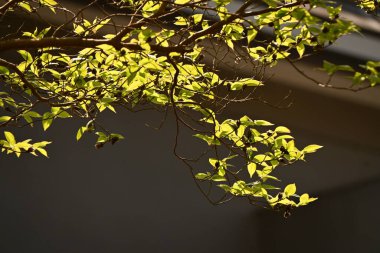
[0,0,378,215]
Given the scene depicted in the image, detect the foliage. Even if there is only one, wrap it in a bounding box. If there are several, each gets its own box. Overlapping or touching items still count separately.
[0,0,378,214]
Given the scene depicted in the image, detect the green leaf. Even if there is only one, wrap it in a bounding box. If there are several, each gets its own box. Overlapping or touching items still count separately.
[218,184,231,192]
[254,120,273,126]
[18,2,32,12]
[211,174,226,182]
[296,43,305,58]
[42,112,53,131]
[109,133,124,145]
[323,60,337,75]
[195,172,211,180]
[247,29,257,44]
[275,126,290,133]
[194,134,221,146]
[95,131,108,143]
[175,0,191,4]
[303,144,323,153]
[76,127,88,141]
[74,24,85,35]
[284,183,296,197]
[336,65,355,72]
[4,131,16,145]
[247,163,257,177]
[36,148,49,157]
[33,141,52,148]
[18,50,33,65]
[254,154,271,163]
[40,0,57,6]
[0,66,9,75]
[299,193,309,204]
[299,193,318,206]
[0,116,11,122]
[192,14,203,24]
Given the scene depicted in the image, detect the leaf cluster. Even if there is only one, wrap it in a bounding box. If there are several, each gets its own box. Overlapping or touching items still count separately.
[0,0,377,212]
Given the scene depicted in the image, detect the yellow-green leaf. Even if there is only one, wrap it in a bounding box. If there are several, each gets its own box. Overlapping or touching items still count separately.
[284,183,296,197]
[248,163,257,177]
[175,0,191,4]
[303,144,323,153]
[247,29,257,44]
[42,112,53,131]
[275,126,290,133]
[0,116,11,122]
[76,127,88,141]
[4,131,16,145]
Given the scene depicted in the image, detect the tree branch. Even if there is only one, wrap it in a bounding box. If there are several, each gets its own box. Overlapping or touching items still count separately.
[0,0,23,14]
[0,58,49,101]
[180,0,307,46]
[0,37,190,53]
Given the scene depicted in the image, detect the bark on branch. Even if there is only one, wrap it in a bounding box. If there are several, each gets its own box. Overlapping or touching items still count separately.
[0,37,190,53]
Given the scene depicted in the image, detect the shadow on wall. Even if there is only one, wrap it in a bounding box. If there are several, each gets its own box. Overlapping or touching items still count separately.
[255,178,380,253]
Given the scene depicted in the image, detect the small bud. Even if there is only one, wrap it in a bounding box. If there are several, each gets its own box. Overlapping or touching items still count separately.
[283,209,291,218]
[27,147,35,153]
[94,142,104,149]
[280,146,289,155]
[111,136,119,145]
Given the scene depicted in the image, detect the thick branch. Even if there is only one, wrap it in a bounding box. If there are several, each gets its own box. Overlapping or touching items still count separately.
[0,37,190,53]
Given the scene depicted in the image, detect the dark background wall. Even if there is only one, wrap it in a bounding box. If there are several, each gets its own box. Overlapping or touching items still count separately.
[0,111,263,253]
[0,82,380,252]
[257,178,380,253]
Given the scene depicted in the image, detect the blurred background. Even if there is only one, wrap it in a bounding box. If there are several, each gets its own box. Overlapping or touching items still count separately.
[0,0,380,252]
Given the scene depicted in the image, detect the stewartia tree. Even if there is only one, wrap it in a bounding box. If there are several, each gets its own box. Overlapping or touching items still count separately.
[0,0,378,215]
